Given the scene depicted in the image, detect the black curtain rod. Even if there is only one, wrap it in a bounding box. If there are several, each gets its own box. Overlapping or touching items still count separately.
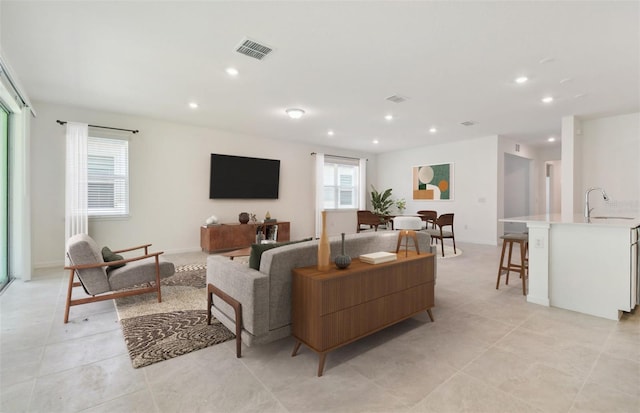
[310,152,367,161]
[56,120,139,134]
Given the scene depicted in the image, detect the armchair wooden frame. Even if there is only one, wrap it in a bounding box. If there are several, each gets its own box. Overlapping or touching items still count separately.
[207,283,243,358]
[63,244,164,323]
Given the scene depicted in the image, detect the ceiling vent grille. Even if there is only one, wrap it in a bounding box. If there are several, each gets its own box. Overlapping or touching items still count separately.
[385,95,408,103]
[235,38,273,60]
[461,120,476,126]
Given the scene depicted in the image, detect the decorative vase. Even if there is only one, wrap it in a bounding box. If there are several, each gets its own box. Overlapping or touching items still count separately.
[239,212,250,224]
[317,211,331,271]
[334,233,351,269]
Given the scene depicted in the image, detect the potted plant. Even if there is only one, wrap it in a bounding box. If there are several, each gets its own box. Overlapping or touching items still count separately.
[395,198,406,215]
[370,185,394,217]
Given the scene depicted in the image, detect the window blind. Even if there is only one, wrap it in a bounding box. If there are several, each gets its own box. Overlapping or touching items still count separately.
[87,136,129,217]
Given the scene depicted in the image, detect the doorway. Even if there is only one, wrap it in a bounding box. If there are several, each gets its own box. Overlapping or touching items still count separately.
[503,153,531,234]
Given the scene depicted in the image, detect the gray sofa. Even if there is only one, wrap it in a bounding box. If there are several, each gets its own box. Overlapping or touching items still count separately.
[206,231,436,347]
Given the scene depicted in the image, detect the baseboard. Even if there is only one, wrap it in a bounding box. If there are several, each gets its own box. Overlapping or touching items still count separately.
[33,260,65,269]
[527,295,550,307]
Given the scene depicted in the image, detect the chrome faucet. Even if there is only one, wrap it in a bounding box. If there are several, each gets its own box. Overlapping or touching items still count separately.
[584,187,609,219]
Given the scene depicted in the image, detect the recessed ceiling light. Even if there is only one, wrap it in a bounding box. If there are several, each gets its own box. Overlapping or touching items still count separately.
[539,57,555,64]
[327,130,335,136]
[384,114,393,121]
[548,136,556,142]
[373,139,379,144]
[189,102,199,109]
[429,127,437,133]
[285,108,305,119]
[541,96,554,103]
[515,76,528,84]
[559,77,572,84]
[225,67,239,76]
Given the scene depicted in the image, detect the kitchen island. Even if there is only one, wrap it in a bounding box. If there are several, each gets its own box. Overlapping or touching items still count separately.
[501,214,639,320]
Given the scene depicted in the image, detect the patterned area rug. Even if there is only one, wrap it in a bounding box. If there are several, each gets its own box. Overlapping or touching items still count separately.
[115,264,235,368]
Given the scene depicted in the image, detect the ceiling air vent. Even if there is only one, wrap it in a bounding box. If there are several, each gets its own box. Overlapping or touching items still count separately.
[235,38,273,60]
[460,120,476,126]
[385,95,408,103]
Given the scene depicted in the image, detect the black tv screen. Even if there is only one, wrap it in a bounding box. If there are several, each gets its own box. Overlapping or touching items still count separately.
[209,154,280,199]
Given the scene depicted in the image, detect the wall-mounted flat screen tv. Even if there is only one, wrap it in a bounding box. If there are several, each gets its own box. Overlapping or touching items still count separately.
[209,154,280,199]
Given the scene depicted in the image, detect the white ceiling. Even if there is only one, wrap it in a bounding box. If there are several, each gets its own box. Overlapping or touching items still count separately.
[1,1,638,153]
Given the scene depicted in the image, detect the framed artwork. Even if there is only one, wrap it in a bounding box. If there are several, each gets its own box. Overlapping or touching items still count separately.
[412,163,454,200]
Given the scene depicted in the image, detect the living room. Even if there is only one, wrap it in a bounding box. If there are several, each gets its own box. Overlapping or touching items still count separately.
[1,1,639,412]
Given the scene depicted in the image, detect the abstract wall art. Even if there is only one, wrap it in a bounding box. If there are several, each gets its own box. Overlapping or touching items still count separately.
[412,163,453,201]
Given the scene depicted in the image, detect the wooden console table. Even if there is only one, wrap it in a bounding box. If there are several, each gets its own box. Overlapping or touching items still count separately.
[200,221,290,253]
[291,251,435,376]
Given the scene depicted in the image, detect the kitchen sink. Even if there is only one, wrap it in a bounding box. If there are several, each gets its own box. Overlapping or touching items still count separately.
[590,216,635,220]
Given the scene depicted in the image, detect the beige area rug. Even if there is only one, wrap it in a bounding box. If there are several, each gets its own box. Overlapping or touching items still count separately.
[115,264,235,368]
[432,244,463,259]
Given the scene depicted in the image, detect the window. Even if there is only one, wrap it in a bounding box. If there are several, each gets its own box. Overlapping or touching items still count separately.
[87,136,129,217]
[323,156,360,209]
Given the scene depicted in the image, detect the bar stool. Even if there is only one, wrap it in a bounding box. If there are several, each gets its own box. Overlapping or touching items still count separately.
[496,233,528,295]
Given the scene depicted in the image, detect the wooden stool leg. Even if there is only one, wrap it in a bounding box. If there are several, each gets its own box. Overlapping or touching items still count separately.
[520,241,527,295]
[506,241,514,285]
[496,241,508,289]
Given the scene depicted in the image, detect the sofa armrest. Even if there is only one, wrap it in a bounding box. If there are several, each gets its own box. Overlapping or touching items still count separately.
[206,255,269,337]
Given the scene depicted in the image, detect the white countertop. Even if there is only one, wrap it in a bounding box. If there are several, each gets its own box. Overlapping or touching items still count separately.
[501,213,640,228]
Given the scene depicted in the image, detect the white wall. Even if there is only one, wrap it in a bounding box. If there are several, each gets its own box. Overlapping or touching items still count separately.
[376,136,499,245]
[579,112,640,216]
[31,102,374,267]
[497,136,539,237]
[503,153,530,234]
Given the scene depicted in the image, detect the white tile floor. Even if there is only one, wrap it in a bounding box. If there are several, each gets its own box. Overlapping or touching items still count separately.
[1,243,639,413]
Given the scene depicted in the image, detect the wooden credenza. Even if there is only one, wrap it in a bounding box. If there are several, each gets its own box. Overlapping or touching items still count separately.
[291,251,435,376]
[200,221,290,253]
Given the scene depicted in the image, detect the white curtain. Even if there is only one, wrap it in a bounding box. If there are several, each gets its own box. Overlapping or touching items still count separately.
[359,158,367,209]
[314,153,325,238]
[65,122,88,243]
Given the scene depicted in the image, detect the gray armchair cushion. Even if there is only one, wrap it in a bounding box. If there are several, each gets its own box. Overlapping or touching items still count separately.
[66,233,110,295]
[108,258,175,291]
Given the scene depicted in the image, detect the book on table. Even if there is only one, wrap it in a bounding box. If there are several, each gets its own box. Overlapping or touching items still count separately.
[359,251,397,264]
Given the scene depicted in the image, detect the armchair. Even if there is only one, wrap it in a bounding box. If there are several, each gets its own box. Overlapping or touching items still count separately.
[63,233,175,323]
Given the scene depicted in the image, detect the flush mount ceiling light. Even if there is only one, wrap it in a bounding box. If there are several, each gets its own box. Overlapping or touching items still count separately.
[285,108,305,119]
[189,102,199,109]
[384,114,393,121]
[429,127,437,133]
[515,76,528,84]
[548,136,556,142]
[373,139,379,144]
[541,96,554,103]
[327,130,335,136]
[225,67,239,76]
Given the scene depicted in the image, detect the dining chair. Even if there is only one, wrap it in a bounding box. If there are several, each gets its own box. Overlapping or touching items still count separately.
[417,210,437,229]
[425,213,456,257]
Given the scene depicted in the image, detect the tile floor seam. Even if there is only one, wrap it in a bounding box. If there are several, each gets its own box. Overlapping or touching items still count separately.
[236,350,292,413]
[566,325,615,412]
[143,366,162,413]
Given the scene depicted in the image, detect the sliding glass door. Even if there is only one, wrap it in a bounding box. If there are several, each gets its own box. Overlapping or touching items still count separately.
[0,106,8,290]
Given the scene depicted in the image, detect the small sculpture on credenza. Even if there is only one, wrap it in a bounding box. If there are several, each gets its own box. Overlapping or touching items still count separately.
[239,212,250,224]
[334,233,352,269]
[205,215,218,226]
